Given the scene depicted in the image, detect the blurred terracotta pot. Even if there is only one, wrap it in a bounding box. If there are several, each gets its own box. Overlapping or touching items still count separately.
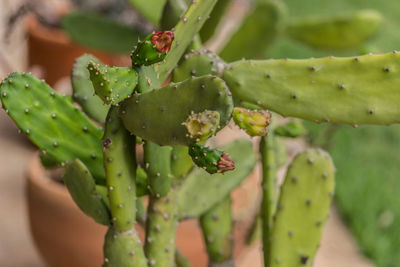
[26,16,129,86]
[26,154,259,267]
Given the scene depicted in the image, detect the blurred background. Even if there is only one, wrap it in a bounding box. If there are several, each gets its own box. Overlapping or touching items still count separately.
[1,0,400,266]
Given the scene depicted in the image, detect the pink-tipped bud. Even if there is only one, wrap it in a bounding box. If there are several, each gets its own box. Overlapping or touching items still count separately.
[152,31,174,53]
[217,153,235,173]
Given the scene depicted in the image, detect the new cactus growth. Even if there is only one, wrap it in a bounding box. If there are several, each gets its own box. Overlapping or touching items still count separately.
[188,143,235,174]
[131,31,174,67]
[233,107,271,136]
[0,0,396,266]
[183,110,220,143]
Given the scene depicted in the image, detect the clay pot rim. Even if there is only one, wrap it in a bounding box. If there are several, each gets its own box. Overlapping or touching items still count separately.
[26,152,70,199]
[26,15,71,46]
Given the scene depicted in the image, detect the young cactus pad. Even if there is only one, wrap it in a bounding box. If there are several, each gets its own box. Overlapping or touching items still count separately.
[177,139,256,219]
[72,54,108,123]
[87,61,138,105]
[267,149,335,267]
[285,10,382,50]
[0,73,105,180]
[131,31,174,67]
[183,110,220,143]
[188,144,235,174]
[119,75,233,146]
[63,159,110,225]
[224,52,400,125]
[232,107,271,136]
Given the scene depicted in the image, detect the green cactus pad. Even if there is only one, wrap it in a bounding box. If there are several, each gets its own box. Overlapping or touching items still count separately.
[286,10,382,50]
[177,139,256,219]
[145,190,178,267]
[268,149,335,267]
[63,159,110,225]
[219,0,286,62]
[0,73,104,180]
[72,54,108,123]
[131,31,174,67]
[224,52,400,125]
[119,75,233,146]
[199,0,231,42]
[274,121,307,138]
[232,107,271,136]
[61,10,144,54]
[103,107,138,232]
[188,144,234,174]
[87,61,138,106]
[172,49,225,82]
[156,0,219,82]
[135,65,161,93]
[170,145,193,179]
[136,166,149,197]
[144,141,173,197]
[103,227,147,267]
[200,196,233,264]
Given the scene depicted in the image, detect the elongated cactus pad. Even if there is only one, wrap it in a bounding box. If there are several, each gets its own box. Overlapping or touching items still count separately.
[0,73,104,180]
[199,0,232,42]
[64,159,110,225]
[268,149,335,267]
[286,10,382,50]
[72,54,108,123]
[219,0,286,62]
[232,107,271,136]
[119,75,233,146]
[103,107,137,232]
[103,227,147,267]
[61,10,145,54]
[188,144,235,174]
[87,61,138,105]
[172,49,225,82]
[144,141,173,197]
[200,196,234,265]
[171,145,193,179]
[145,190,178,267]
[274,121,307,138]
[177,139,256,219]
[224,52,400,125]
[156,0,219,82]
[135,65,161,93]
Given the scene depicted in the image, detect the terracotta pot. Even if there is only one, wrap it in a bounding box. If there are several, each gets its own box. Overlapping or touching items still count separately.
[26,154,259,267]
[26,16,129,87]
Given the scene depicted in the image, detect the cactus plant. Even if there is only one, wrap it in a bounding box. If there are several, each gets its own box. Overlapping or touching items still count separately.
[1,0,398,266]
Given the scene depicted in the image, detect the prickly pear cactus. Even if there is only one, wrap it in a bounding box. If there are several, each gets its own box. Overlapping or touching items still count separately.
[267,149,335,267]
[224,52,400,125]
[119,75,233,146]
[183,110,220,143]
[188,143,235,174]
[232,107,271,136]
[87,61,138,105]
[72,54,108,123]
[0,73,105,180]
[131,31,174,67]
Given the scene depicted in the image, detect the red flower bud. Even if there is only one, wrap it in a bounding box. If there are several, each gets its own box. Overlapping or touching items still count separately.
[151,31,174,53]
[217,153,235,173]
